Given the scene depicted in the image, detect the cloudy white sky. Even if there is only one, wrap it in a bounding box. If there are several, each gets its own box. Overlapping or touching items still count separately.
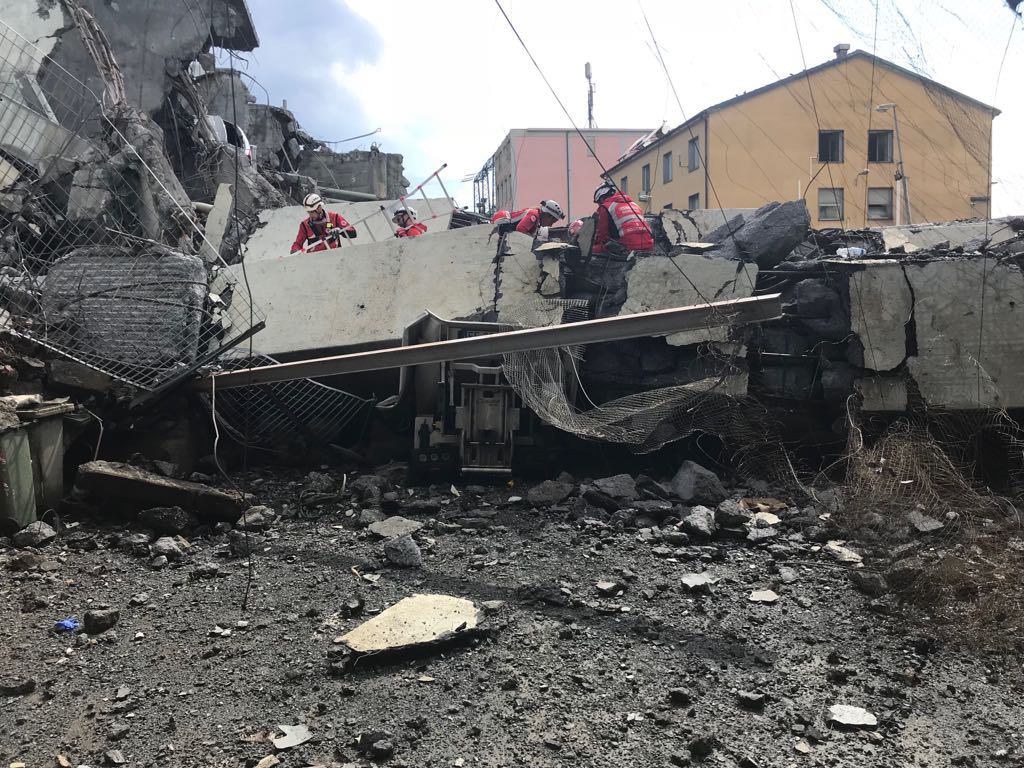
[238,0,1023,215]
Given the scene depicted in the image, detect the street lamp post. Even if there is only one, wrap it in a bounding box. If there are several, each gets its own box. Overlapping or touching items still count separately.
[876,103,911,225]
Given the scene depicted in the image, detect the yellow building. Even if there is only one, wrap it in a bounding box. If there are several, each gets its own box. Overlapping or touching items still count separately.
[608,46,999,228]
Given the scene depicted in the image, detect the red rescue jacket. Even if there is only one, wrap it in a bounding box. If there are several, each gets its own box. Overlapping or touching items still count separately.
[396,222,428,238]
[290,210,356,253]
[591,193,653,255]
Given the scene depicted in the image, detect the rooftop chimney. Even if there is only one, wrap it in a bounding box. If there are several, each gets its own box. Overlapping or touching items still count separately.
[834,43,851,59]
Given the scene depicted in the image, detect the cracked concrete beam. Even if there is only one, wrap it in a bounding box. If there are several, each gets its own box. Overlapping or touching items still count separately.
[618,252,758,347]
[904,258,1024,409]
[846,260,913,371]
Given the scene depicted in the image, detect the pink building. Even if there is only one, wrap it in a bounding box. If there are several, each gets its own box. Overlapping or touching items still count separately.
[473,128,650,224]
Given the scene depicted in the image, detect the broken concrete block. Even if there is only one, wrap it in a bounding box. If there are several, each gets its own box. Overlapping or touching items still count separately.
[47,360,114,393]
[76,461,244,520]
[592,474,638,502]
[67,166,114,221]
[383,534,422,568]
[732,200,810,268]
[368,516,422,539]
[670,461,726,505]
[338,594,482,654]
[13,521,56,548]
[526,480,574,507]
[847,261,912,371]
[680,505,717,538]
[137,507,191,535]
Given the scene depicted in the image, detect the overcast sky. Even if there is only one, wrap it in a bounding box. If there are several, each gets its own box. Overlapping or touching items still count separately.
[238,0,1023,216]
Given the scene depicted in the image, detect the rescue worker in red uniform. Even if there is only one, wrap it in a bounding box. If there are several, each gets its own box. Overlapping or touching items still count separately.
[590,180,654,255]
[393,205,427,238]
[490,200,564,238]
[290,192,357,253]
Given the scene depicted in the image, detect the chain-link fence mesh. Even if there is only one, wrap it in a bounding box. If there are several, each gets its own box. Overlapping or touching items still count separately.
[209,352,375,454]
[0,18,263,391]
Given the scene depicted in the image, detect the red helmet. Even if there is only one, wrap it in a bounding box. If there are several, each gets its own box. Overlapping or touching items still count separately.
[568,219,584,237]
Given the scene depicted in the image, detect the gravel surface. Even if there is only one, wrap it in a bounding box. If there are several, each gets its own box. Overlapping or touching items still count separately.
[1,468,1021,767]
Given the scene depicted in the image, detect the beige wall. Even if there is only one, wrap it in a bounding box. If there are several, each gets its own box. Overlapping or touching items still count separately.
[613,55,994,228]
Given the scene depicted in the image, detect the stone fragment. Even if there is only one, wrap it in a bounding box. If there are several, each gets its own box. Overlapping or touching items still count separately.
[272,723,311,749]
[339,594,481,654]
[824,540,863,563]
[746,527,778,543]
[368,515,423,539]
[236,505,274,531]
[850,570,889,596]
[592,474,638,501]
[356,730,396,758]
[254,757,280,768]
[303,471,336,494]
[680,505,717,538]
[350,474,387,500]
[716,500,752,527]
[383,534,422,568]
[84,608,120,634]
[907,509,943,533]
[737,690,766,709]
[680,572,718,594]
[826,704,877,728]
[596,580,626,597]
[13,521,56,548]
[138,506,190,535]
[750,511,781,526]
[748,590,779,604]
[671,461,726,505]
[151,536,184,560]
[668,687,693,705]
[885,556,925,589]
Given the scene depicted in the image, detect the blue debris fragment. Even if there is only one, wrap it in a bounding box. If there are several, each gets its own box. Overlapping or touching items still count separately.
[54,617,81,632]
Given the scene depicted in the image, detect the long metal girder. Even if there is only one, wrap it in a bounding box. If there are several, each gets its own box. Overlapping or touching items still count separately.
[194,294,782,392]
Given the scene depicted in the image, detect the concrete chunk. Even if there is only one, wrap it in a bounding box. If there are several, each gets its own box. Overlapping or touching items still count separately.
[76,461,244,520]
[339,594,481,654]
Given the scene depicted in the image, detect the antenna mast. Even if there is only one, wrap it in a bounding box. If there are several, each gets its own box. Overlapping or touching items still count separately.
[585,62,596,129]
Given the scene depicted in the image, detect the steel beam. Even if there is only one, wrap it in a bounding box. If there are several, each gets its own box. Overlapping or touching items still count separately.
[194,294,782,392]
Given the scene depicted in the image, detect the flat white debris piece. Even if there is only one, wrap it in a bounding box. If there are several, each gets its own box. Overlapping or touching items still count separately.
[749,589,779,604]
[272,723,312,749]
[825,540,863,564]
[339,594,482,654]
[827,704,878,728]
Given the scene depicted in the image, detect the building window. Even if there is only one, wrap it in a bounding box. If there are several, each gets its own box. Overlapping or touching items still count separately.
[620,176,628,195]
[688,193,700,209]
[867,187,894,220]
[663,151,673,183]
[687,137,700,171]
[641,163,651,194]
[818,188,844,221]
[818,130,844,163]
[868,130,893,163]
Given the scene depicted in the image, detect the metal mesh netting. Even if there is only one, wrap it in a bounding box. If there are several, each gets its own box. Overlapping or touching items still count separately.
[499,299,793,481]
[210,352,375,452]
[0,18,263,390]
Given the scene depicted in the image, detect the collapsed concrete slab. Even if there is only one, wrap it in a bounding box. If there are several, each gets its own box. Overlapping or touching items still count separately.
[76,461,244,520]
[226,228,544,356]
[881,219,1018,253]
[845,260,914,371]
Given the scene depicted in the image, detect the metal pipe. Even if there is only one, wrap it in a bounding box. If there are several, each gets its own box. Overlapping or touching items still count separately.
[275,172,379,201]
[194,294,782,391]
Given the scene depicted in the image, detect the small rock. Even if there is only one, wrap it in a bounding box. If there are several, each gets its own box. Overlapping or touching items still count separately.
[850,570,889,596]
[671,461,726,504]
[885,556,926,589]
[369,516,423,539]
[750,511,781,526]
[794,739,812,754]
[357,508,387,527]
[128,592,149,606]
[680,505,717,538]
[150,536,183,560]
[748,590,779,604]
[138,506,190,535]
[150,555,168,570]
[383,534,422,568]
[236,505,274,531]
[716,499,752,526]
[254,757,281,768]
[13,521,57,548]
[668,687,693,705]
[303,471,336,494]
[908,509,943,533]
[827,704,877,728]
[0,676,36,696]
[108,721,130,741]
[825,540,862,563]
[777,566,799,584]
[272,723,312,749]
[747,526,778,543]
[737,690,766,710]
[680,572,718,594]
[592,474,638,501]
[481,600,506,613]
[84,607,120,635]
[356,730,396,757]
[105,750,126,765]
[596,580,626,597]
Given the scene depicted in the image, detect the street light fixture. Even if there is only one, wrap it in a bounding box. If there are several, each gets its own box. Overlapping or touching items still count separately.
[875,103,911,224]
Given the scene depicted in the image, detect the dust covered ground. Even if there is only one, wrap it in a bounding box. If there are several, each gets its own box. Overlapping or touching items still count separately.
[1,467,1022,767]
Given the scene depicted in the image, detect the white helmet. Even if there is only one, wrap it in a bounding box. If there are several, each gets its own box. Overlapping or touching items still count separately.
[539,199,564,220]
[303,192,323,212]
[392,205,417,222]
[594,180,616,203]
